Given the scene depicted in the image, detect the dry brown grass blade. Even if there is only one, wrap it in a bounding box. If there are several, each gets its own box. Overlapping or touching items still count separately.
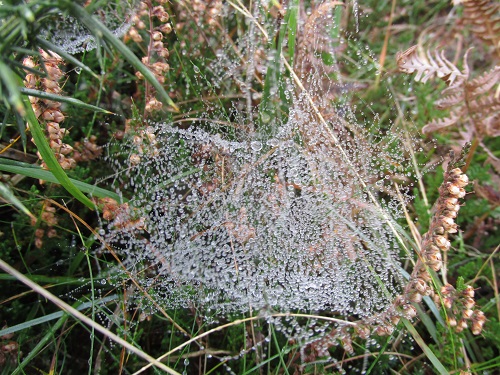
[375,0,397,87]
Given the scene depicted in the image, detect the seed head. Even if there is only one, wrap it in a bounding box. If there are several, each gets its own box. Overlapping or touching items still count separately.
[447,183,466,198]
[447,316,457,326]
[443,296,454,309]
[463,297,475,310]
[441,283,455,296]
[434,235,450,251]
[462,285,474,298]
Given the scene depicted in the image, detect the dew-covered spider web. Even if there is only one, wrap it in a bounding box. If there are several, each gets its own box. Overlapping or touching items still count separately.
[39,0,138,54]
[102,0,417,324]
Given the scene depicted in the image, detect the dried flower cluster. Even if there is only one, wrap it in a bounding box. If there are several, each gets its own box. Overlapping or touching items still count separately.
[32,200,58,249]
[73,135,102,163]
[401,159,485,335]
[127,0,173,114]
[23,51,76,170]
[420,168,468,272]
[96,197,145,232]
[175,0,223,33]
[0,328,19,368]
[441,283,486,334]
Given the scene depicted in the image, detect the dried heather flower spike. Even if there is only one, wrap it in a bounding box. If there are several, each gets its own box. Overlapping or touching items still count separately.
[408,291,423,303]
[399,146,477,334]
[448,315,458,327]
[23,50,77,170]
[126,0,173,119]
[441,283,456,296]
[440,216,458,233]
[443,296,454,309]
[471,310,486,335]
[463,285,475,298]
[447,182,466,198]
[434,235,451,251]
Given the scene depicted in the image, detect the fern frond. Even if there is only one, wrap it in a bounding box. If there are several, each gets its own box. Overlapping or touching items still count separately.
[470,94,500,115]
[461,0,500,48]
[435,93,464,110]
[466,65,500,96]
[396,45,467,85]
[482,113,500,136]
[422,112,462,134]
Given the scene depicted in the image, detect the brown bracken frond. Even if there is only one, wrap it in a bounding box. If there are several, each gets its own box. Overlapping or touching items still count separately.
[396,45,467,85]
[460,0,500,50]
[467,65,500,96]
[397,45,500,137]
[422,112,462,134]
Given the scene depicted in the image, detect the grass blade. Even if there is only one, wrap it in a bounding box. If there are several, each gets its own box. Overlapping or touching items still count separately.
[36,36,100,79]
[12,311,70,375]
[402,318,450,375]
[20,88,113,114]
[0,295,117,338]
[0,59,24,115]
[0,258,182,375]
[0,158,125,202]
[23,97,96,210]
[0,181,36,221]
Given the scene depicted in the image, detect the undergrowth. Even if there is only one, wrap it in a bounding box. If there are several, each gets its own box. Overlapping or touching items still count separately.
[0,0,499,374]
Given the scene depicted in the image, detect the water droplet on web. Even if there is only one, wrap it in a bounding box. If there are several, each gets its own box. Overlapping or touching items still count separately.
[266,138,279,147]
[250,141,262,151]
[261,112,271,123]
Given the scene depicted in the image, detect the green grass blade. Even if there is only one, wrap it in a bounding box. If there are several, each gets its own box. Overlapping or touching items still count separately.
[0,59,24,115]
[20,87,113,114]
[286,0,299,62]
[259,1,299,136]
[0,295,117,338]
[0,258,182,375]
[365,334,392,374]
[0,273,99,285]
[402,318,450,375]
[0,181,36,221]
[12,310,71,375]
[61,1,179,112]
[415,303,439,345]
[35,36,100,79]
[23,97,97,209]
[0,158,125,202]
